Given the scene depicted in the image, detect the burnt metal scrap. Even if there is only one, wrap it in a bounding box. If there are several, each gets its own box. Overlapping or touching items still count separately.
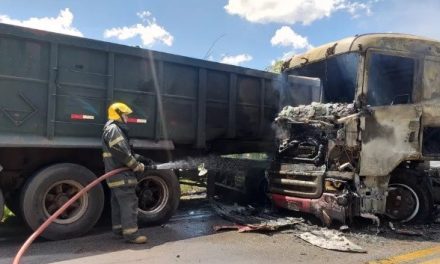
[298,230,366,253]
[275,102,356,124]
[211,201,304,232]
[211,201,366,253]
[273,102,357,165]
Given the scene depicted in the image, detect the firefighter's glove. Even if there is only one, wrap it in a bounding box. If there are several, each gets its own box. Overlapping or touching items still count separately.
[144,158,155,166]
[134,154,154,166]
[133,162,145,172]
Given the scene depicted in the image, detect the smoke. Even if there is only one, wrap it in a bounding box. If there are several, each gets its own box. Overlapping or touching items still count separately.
[271,121,290,142]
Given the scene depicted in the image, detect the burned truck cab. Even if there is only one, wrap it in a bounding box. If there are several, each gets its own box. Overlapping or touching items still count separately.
[268,34,440,225]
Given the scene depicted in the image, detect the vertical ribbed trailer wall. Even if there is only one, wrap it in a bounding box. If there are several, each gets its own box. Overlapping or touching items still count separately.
[0,23,280,153]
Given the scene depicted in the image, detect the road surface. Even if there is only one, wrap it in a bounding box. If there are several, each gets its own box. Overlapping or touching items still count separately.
[1,198,439,264]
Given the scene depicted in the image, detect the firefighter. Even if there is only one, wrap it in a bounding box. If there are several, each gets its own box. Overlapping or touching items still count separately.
[102,102,147,244]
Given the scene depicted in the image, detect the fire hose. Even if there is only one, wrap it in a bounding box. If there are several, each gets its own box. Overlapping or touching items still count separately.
[13,167,130,264]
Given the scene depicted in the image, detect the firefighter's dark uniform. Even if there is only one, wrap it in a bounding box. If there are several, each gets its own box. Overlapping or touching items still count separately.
[102,120,142,240]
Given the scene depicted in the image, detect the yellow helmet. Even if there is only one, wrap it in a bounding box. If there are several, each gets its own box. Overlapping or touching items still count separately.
[108,102,133,121]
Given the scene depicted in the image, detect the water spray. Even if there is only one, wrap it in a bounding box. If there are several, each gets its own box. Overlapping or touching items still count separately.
[153,156,244,172]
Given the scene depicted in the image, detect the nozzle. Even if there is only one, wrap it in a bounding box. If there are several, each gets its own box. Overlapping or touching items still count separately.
[146,164,157,170]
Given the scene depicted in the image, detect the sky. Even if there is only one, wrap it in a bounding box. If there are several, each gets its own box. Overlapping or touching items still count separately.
[1,0,440,70]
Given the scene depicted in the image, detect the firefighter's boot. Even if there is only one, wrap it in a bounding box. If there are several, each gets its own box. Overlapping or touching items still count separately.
[127,235,148,244]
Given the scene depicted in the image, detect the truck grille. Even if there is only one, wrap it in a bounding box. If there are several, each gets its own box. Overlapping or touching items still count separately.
[267,163,325,199]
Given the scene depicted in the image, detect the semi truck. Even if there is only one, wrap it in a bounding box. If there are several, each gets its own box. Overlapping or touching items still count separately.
[2,22,439,240]
[268,33,440,225]
[0,23,290,240]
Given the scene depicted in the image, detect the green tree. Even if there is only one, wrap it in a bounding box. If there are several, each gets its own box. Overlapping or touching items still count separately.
[266,60,284,73]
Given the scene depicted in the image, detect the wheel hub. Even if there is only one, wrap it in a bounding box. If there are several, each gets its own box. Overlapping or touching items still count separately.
[55,195,69,207]
[136,175,169,214]
[43,180,88,224]
[140,189,155,205]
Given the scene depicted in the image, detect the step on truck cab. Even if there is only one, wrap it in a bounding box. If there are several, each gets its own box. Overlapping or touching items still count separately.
[269,33,440,225]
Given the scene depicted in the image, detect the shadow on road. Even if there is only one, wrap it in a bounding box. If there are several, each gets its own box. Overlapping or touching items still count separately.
[0,198,229,264]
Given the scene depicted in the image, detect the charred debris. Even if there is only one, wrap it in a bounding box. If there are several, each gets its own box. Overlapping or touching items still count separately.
[207,102,440,239]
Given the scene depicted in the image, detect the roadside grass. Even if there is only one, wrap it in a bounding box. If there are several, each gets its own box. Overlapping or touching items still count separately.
[1,206,14,222]
[180,179,206,196]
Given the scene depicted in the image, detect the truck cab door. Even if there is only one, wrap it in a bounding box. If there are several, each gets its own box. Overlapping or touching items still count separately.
[359,50,422,177]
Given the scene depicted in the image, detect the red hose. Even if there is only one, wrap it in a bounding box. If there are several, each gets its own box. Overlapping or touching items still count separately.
[13,167,130,264]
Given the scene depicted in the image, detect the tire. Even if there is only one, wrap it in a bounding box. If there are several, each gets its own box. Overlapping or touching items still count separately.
[20,163,104,240]
[0,188,4,221]
[136,169,180,225]
[386,169,433,223]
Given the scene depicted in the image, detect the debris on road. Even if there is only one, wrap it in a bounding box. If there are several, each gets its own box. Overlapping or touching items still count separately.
[339,225,350,232]
[211,201,303,232]
[211,201,366,253]
[297,230,366,253]
[388,222,424,236]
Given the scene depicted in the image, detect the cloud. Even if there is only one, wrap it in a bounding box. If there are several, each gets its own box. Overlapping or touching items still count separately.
[137,11,152,21]
[224,0,374,25]
[340,1,373,18]
[104,11,173,47]
[0,8,83,36]
[220,54,253,66]
[271,26,313,51]
[370,0,440,40]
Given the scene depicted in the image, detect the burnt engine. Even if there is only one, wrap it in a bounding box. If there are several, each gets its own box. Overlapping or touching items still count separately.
[274,102,358,170]
[268,102,361,225]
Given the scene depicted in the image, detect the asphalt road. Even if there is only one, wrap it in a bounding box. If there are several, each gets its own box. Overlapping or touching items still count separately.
[1,198,440,264]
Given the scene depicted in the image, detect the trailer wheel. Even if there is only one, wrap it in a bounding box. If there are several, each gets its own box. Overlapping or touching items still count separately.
[0,188,4,221]
[386,169,433,223]
[20,163,104,240]
[136,170,180,225]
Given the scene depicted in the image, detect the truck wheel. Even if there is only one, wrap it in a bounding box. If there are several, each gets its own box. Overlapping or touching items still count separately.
[20,163,104,240]
[0,188,4,220]
[386,169,433,223]
[136,170,180,225]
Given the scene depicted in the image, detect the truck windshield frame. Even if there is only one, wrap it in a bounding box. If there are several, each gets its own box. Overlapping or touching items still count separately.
[286,52,360,103]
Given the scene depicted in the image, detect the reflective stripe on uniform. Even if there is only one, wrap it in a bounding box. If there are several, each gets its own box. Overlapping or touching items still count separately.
[103,152,112,158]
[107,179,138,188]
[109,136,124,148]
[108,180,125,188]
[122,227,138,235]
[127,179,138,185]
[126,157,137,167]
[112,225,122,230]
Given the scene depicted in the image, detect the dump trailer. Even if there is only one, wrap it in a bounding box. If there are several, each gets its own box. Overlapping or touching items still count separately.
[0,23,283,240]
[268,33,440,225]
